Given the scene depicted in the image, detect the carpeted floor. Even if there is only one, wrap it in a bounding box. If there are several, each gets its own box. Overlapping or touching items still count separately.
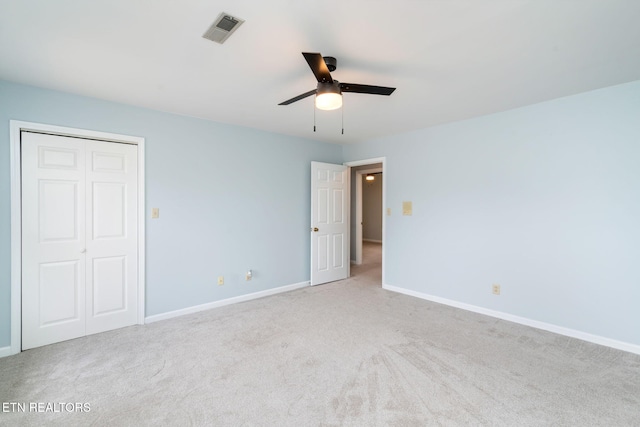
[1,242,640,426]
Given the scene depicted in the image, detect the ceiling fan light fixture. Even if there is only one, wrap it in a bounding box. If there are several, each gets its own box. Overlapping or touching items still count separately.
[315,81,342,110]
[315,93,342,110]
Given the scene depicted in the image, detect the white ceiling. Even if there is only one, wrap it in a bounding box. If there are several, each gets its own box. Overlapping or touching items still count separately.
[1,0,639,144]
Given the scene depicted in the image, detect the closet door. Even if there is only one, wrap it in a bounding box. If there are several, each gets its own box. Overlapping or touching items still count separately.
[22,132,87,350]
[85,140,138,334]
[22,132,138,350]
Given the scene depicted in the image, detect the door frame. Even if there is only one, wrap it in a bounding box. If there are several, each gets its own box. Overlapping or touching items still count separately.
[344,157,386,285]
[9,120,146,356]
[353,167,383,265]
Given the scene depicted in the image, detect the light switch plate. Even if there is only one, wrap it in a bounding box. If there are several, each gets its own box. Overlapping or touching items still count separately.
[402,201,412,216]
[151,208,160,219]
[386,208,392,216]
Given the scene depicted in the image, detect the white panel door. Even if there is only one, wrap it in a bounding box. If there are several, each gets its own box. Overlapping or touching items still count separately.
[22,132,138,350]
[22,132,87,349]
[85,140,138,335]
[310,161,349,286]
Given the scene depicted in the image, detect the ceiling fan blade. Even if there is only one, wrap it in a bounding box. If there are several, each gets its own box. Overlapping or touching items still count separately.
[302,52,333,83]
[340,83,396,96]
[278,89,317,105]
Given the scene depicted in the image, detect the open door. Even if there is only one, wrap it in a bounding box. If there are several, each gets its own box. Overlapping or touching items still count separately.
[310,161,349,286]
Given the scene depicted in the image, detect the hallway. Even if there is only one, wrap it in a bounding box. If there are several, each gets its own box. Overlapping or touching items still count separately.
[350,241,382,284]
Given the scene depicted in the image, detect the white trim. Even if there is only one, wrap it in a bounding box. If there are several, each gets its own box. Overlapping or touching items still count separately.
[137,141,146,325]
[363,239,382,244]
[383,284,640,356]
[145,281,310,324]
[346,167,351,279]
[356,171,363,265]
[355,169,362,265]
[381,161,385,285]
[345,157,386,285]
[0,346,11,358]
[9,122,22,356]
[346,157,385,167]
[8,120,146,356]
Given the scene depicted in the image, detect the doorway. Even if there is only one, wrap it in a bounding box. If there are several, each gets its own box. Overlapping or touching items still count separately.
[9,121,146,355]
[344,158,386,285]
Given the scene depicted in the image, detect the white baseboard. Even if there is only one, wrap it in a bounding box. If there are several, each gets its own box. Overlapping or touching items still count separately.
[383,284,640,356]
[363,239,382,243]
[145,281,310,324]
[0,346,12,358]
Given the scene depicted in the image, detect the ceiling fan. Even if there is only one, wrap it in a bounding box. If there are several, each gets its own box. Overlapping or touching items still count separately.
[278,52,396,111]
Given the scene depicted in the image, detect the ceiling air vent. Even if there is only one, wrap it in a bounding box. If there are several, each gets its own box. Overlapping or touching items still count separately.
[203,12,245,44]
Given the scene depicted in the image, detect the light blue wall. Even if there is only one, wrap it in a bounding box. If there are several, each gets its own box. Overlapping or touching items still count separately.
[3,78,639,351]
[343,80,640,346]
[0,80,342,348]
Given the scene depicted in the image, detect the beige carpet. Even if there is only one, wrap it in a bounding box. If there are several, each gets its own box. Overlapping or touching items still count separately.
[1,242,639,426]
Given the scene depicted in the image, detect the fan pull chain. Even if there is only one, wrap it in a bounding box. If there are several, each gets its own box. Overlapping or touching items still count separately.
[313,103,316,132]
[341,102,344,135]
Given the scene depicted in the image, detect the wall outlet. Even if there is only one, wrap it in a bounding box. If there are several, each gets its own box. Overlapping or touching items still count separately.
[217,276,224,286]
[246,270,252,281]
[492,284,501,295]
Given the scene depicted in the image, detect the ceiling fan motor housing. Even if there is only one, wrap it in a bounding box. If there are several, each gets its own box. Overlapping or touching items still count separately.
[323,56,337,72]
[317,81,341,95]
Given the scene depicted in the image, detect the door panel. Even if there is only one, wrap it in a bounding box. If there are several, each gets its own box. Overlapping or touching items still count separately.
[39,180,79,242]
[92,151,126,172]
[92,182,126,239]
[38,146,78,169]
[310,161,349,286]
[85,140,138,334]
[317,235,329,272]
[333,188,344,222]
[39,260,80,325]
[22,132,87,350]
[92,256,126,316]
[333,234,344,268]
